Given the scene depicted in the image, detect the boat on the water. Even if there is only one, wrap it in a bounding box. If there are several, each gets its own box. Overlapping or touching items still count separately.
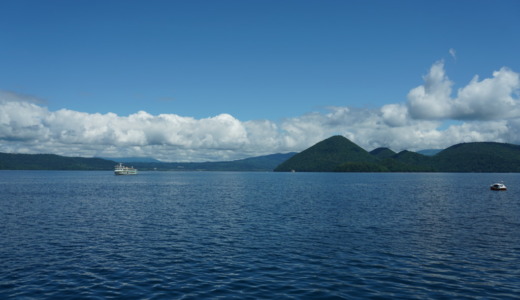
[490,183,506,191]
[114,163,138,175]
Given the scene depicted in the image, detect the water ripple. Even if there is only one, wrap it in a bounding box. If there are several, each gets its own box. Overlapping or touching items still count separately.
[1,171,520,299]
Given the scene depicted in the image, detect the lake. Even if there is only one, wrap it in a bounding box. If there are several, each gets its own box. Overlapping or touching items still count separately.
[1,171,519,299]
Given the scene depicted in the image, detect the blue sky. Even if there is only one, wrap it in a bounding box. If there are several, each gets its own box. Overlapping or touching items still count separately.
[1,0,519,161]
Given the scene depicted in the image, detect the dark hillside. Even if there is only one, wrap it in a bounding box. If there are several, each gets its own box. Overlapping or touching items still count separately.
[0,153,115,170]
[274,136,520,173]
[370,147,396,159]
[393,150,434,169]
[434,142,520,172]
[274,136,376,172]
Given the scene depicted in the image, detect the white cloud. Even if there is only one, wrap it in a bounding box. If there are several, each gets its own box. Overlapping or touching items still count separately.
[0,90,46,105]
[0,97,285,161]
[449,48,456,60]
[454,68,520,119]
[407,61,520,120]
[0,99,49,141]
[407,61,454,119]
[381,104,409,127]
[1,60,520,161]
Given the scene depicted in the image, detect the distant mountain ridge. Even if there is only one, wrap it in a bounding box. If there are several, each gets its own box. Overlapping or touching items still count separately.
[0,152,296,171]
[0,153,116,170]
[102,157,163,163]
[417,149,442,156]
[129,152,297,171]
[274,136,520,173]
[3,137,520,172]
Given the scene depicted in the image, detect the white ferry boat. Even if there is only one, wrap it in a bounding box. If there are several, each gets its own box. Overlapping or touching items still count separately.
[114,163,138,175]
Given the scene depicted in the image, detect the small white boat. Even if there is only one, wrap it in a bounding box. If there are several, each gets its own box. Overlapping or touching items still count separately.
[114,163,138,175]
[490,183,506,191]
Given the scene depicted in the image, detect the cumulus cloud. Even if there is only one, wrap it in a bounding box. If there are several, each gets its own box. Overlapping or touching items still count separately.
[406,61,454,119]
[0,98,259,161]
[381,104,409,127]
[455,68,520,119]
[1,60,520,161]
[407,61,520,120]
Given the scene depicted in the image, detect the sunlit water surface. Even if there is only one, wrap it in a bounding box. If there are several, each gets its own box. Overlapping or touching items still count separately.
[1,171,519,299]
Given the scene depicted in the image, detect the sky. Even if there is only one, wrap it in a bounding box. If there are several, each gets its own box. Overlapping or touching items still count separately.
[1,0,519,162]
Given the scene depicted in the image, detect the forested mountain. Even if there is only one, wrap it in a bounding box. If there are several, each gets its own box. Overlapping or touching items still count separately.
[274,136,377,172]
[433,142,520,172]
[274,136,520,173]
[369,147,396,159]
[0,153,115,170]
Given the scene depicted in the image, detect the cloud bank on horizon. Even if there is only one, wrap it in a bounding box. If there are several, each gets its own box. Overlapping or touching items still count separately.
[1,60,519,162]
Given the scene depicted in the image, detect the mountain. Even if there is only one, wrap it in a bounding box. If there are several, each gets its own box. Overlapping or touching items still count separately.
[0,153,116,170]
[393,150,432,167]
[129,152,297,171]
[334,149,435,172]
[274,136,377,172]
[5,139,520,172]
[433,142,520,172]
[370,147,396,159]
[386,150,435,172]
[274,136,520,173]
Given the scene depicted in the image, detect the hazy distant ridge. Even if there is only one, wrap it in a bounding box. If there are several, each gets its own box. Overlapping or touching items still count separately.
[0,152,296,171]
[128,153,297,171]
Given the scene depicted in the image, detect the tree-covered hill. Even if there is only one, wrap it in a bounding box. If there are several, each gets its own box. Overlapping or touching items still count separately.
[369,147,396,159]
[0,153,116,170]
[335,151,434,172]
[274,136,520,173]
[392,150,435,170]
[274,135,377,172]
[433,142,520,172]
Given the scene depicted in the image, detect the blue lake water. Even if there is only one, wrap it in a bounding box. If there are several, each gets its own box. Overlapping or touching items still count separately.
[1,171,520,299]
